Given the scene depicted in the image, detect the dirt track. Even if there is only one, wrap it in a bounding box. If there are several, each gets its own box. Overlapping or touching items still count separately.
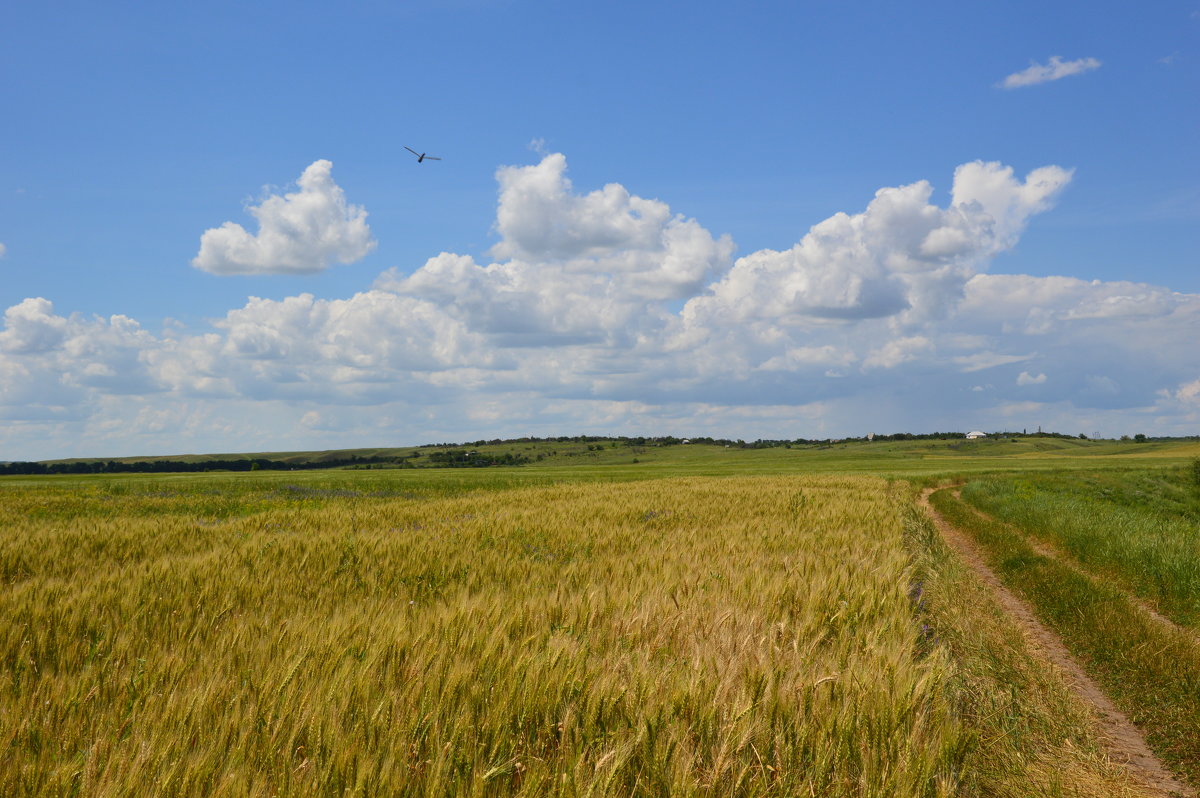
[919,487,1195,798]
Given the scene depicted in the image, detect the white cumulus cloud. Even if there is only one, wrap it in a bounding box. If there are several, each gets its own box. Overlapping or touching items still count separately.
[192,160,375,275]
[0,299,160,423]
[6,152,1200,458]
[375,152,734,346]
[1177,379,1200,404]
[0,298,69,354]
[677,161,1071,336]
[999,56,1102,89]
[1017,371,1047,385]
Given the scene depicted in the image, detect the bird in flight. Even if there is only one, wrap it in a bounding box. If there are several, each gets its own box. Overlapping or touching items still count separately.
[404,146,441,163]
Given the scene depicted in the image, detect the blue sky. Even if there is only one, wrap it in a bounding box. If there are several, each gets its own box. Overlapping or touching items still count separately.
[1,0,1197,459]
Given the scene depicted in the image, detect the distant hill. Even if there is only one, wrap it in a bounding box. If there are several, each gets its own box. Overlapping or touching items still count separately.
[4,433,1197,476]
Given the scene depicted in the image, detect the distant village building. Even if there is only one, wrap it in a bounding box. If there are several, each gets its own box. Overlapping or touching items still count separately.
[965,431,987,439]
[867,433,875,441]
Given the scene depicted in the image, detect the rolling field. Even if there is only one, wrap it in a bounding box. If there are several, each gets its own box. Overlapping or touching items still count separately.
[2,439,1197,796]
[33,433,1200,481]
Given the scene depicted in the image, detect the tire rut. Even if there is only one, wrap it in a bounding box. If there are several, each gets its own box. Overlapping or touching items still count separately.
[920,486,1195,798]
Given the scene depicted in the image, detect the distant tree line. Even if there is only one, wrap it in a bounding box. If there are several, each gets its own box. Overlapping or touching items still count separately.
[429,432,1007,448]
[0,455,403,476]
[413,431,1200,451]
[0,448,547,476]
[425,450,533,467]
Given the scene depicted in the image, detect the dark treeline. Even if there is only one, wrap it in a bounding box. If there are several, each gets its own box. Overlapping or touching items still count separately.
[0,455,403,476]
[427,432,1005,449]
[0,449,538,476]
[425,450,533,468]
[431,431,1200,448]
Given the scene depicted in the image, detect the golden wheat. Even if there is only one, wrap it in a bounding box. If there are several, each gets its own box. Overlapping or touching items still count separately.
[0,472,1136,796]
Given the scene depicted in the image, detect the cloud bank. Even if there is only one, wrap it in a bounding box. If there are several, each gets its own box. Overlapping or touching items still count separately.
[999,56,1102,89]
[192,160,375,275]
[4,153,1197,459]
[375,153,735,347]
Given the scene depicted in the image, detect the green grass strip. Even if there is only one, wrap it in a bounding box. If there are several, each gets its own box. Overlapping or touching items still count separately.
[962,474,1200,627]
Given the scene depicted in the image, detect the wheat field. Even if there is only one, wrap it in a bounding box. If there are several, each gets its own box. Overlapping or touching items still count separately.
[5,467,1164,797]
[0,474,983,797]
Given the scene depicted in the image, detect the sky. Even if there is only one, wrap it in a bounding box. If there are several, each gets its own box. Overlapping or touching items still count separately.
[1,0,1198,460]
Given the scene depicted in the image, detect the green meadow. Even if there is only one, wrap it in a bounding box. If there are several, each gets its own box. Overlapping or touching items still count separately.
[2,437,1196,796]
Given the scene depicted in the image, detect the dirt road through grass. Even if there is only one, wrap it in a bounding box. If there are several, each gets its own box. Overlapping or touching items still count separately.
[920,487,1195,798]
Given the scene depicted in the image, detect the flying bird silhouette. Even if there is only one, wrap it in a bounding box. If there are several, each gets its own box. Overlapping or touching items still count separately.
[404,146,441,163]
